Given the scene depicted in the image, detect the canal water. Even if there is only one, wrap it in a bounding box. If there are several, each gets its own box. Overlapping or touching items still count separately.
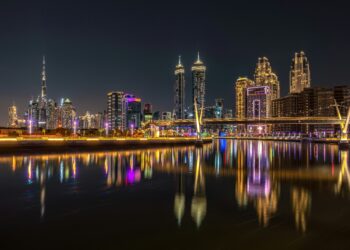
[0,140,349,250]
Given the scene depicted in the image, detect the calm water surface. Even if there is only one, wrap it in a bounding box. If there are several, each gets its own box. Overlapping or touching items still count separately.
[0,140,350,250]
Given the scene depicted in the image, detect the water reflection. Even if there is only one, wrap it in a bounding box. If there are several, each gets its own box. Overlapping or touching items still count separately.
[0,140,349,235]
[191,149,207,228]
[291,187,311,233]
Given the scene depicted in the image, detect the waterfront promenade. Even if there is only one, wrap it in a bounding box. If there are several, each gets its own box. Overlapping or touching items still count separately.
[0,136,212,154]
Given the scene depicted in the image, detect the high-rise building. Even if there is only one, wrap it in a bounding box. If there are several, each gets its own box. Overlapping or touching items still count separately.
[46,99,58,129]
[61,98,76,129]
[174,56,185,119]
[254,57,280,100]
[192,53,206,114]
[124,94,142,129]
[27,99,39,128]
[27,56,55,130]
[289,51,311,94]
[107,91,125,131]
[143,103,153,122]
[38,56,48,128]
[235,77,254,118]
[8,105,18,128]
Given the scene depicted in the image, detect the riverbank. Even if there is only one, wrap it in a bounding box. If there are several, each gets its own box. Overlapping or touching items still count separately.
[215,136,341,144]
[0,137,213,154]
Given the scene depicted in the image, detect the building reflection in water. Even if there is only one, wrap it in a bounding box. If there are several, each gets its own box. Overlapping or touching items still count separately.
[0,141,347,233]
[191,148,207,228]
[246,141,279,227]
[174,171,185,226]
[335,151,350,195]
[291,187,311,233]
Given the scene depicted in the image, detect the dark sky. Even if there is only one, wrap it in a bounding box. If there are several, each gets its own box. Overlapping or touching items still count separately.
[0,0,349,125]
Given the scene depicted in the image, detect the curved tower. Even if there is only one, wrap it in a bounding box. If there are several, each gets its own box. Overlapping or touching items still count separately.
[174,56,185,119]
[191,52,206,115]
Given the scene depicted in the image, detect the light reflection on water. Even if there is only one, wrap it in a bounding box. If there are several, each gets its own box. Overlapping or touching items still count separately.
[0,140,349,248]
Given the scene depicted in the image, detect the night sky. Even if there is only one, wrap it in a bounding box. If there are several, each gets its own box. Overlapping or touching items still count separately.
[0,0,349,125]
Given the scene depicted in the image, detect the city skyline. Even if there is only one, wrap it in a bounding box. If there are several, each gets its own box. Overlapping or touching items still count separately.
[1,0,350,125]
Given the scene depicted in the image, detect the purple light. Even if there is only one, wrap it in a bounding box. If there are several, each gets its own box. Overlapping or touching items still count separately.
[126,97,141,103]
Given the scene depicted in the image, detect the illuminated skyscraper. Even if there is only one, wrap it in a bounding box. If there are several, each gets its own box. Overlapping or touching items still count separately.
[289,51,311,94]
[8,104,18,128]
[192,52,206,114]
[27,56,53,129]
[124,94,142,129]
[41,56,47,99]
[174,56,185,119]
[235,77,254,118]
[38,56,48,128]
[107,91,125,131]
[46,99,58,129]
[254,57,280,100]
[61,98,76,129]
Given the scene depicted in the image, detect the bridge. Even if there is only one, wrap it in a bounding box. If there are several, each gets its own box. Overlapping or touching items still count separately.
[151,116,346,127]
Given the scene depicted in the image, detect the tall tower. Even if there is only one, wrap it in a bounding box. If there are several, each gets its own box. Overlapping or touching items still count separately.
[107,91,126,131]
[254,57,280,100]
[41,55,47,99]
[289,51,310,94]
[235,77,254,118]
[174,56,185,119]
[192,52,206,114]
[8,104,18,128]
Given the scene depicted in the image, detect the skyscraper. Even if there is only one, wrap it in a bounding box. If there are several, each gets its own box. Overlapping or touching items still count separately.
[41,56,47,99]
[61,98,76,129]
[289,51,311,94]
[235,77,254,118]
[27,56,57,130]
[107,91,125,131]
[124,94,142,129]
[254,57,280,100]
[192,52,206,114]
[46,99,58,129]
[8,104,18,128]
[38,56,48,128]
[174,56,185,119]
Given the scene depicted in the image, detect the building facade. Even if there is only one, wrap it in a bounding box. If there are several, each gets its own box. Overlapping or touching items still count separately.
[107,91,125,131]
[235,77,254,119]
[124,94,142,129]
[246,86,271,119]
